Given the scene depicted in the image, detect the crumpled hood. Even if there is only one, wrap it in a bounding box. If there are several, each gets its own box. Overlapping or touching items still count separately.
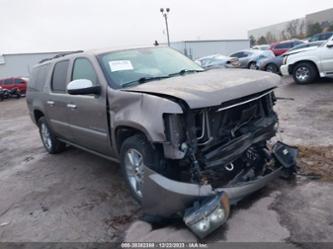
[122,69,280,109]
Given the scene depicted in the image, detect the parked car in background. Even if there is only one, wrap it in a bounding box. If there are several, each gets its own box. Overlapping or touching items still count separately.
[252,44,270,50]
[257,41,324,74]
[229,49,275,69]
[280,36,333,84]
[0,77,28,94]
[308,32,333,42]
[270,40,304,56]
[288,41,324,52]
[195,54,240,69]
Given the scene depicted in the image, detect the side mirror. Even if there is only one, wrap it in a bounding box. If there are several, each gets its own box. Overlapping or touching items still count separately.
[327,40,333,48]
[67,79,101,95]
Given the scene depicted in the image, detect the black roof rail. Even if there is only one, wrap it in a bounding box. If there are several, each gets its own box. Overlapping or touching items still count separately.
[38,50,84,64]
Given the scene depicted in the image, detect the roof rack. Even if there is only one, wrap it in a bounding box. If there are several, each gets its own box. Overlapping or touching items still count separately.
[38,50,84,64]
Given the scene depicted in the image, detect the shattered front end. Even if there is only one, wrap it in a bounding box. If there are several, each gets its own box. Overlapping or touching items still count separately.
[142,89,298,238]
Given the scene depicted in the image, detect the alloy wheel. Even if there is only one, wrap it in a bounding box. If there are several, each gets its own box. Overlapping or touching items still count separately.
[124,148,144,198]
[295,66,310,82]
[41,123,52,150]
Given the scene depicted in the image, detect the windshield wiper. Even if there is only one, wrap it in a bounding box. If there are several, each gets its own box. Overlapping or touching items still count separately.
[168,69,204,77]
[121,69,204,88]
[121,76,170,88]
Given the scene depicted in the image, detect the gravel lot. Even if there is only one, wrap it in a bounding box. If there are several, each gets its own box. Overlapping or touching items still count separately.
[0,76,332,245]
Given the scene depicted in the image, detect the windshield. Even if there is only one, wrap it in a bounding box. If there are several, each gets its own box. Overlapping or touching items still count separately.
[99,47,203,88]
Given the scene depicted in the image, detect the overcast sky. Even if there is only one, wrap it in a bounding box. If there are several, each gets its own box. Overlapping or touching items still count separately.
[0,0,332,53]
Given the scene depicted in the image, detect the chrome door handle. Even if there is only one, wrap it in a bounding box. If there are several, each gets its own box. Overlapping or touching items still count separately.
[67,103,77,109]
[47,100,55,106]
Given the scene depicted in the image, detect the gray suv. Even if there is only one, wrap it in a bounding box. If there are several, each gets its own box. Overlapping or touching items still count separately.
[27,47,297,238]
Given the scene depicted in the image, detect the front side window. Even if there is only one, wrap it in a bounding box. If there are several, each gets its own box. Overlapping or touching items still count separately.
[51,60,69,92]
[276,43,291,49]
[230,52,245,58]
[99,47,203,88]
[72,58,98,84]
[14,78,24,84]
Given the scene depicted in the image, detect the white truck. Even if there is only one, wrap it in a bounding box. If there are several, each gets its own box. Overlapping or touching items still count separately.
[280,36,333,84]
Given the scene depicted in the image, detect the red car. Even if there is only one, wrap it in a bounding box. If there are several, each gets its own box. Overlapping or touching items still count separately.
[0,77,28,94]
[270,40,304,56]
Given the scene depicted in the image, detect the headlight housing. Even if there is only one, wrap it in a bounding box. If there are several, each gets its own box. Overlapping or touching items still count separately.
[183,192,230,238]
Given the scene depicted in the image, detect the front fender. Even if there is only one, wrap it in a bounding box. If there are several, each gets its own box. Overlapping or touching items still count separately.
[108,88,183,147]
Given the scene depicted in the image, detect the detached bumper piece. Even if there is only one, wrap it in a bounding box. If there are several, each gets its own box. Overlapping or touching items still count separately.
[183,192,230,239]
[272,141,298,170]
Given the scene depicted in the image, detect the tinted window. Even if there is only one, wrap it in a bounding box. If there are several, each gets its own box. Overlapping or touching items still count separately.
[51,61,69,92]
[72,58,98,84]
[231,52,247,58]
[322,33,333,40]
[275,42,293,49]
[4,79,12,85]
[14,78,25,84]
[30,64,50,91]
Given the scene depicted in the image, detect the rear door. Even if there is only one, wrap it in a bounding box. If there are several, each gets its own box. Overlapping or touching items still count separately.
[3,78,14,90]
[66,56,112,155]
[230,52,248,68]
[45,60,73,141]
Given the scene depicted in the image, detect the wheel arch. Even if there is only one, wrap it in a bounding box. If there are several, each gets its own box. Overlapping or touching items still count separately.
[248,61,256,68]
[114,125,152,154]
[33,109,45,123]
[289,60,319,75]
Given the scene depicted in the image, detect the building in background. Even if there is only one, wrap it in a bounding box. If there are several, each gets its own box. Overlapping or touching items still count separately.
[170,39,250,59]
[0,39,250,78]
[248,8,333,44]
[0,52,64,78]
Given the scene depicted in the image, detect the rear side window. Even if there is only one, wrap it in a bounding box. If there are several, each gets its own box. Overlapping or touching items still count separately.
[30,64,50,91]
[72,58,98,84]
[51,60,69,92]
[4,79,12,85]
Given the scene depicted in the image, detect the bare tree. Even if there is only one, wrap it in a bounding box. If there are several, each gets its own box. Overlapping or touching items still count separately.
[280,30,289,41]
[307,22,323,37]
[249,35,256,46]
[286,19,300,39]
[265,32,277,43]
[257,36,267,45]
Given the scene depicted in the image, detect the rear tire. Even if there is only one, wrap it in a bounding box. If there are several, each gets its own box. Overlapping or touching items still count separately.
[120,134,162,203]
[292,62,318,84]
[266,63,279,74]
[38,117,66,154]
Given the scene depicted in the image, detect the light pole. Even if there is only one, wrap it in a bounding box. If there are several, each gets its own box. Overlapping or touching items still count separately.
[160,8,170,46]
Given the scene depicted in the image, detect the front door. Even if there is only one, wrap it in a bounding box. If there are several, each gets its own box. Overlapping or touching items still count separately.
[66,57,112,156]
[320,39,333,75]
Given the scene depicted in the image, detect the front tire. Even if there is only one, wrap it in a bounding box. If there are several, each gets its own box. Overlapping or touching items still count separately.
[292,62,318,84]
[120,134,161,203]
[38,117,66,154]
[248,62,257,70]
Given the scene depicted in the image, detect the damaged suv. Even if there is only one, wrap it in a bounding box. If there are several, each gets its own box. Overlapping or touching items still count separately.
[27,47,297,238]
